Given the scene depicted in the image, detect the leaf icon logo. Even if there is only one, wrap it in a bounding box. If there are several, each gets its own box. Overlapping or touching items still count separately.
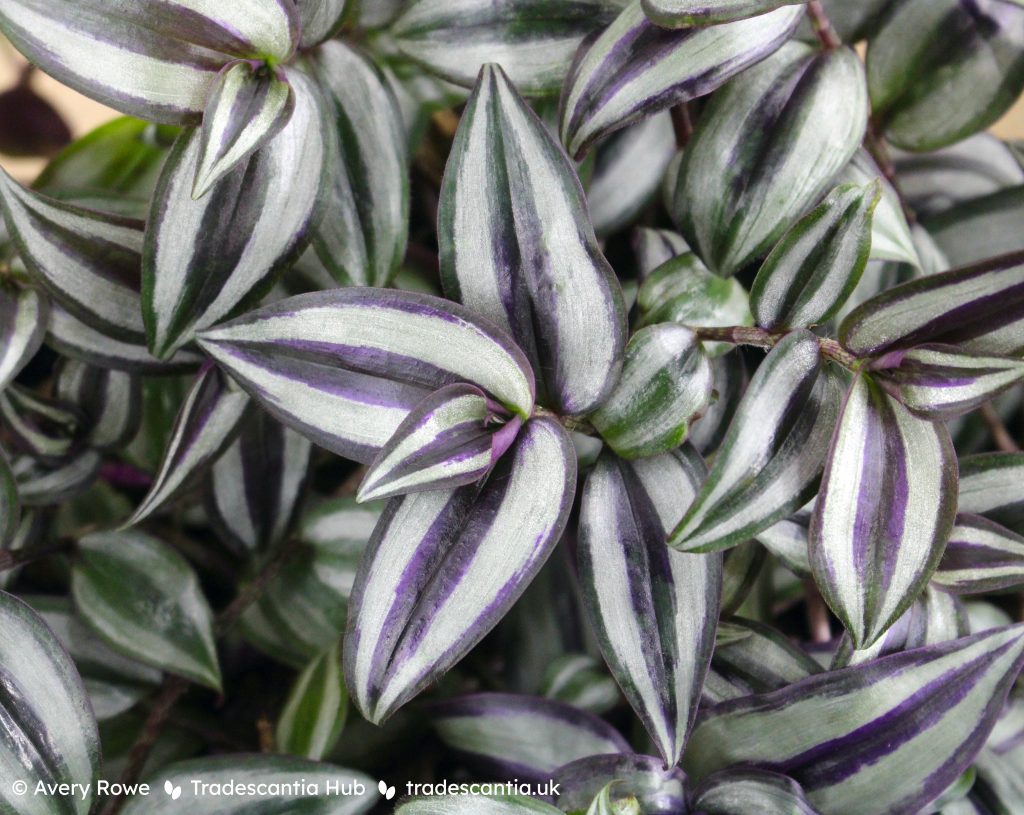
[378,780,396,800]
[164,780,182,800]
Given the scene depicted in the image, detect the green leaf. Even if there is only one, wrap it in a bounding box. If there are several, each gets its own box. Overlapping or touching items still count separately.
[72,530,222,690]
[277,642,348,760]
[0,590,100,815]
[750,182,881,330]
[672,42,868,276]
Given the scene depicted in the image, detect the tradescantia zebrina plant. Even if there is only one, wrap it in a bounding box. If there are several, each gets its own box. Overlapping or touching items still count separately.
[1,0,1024,813]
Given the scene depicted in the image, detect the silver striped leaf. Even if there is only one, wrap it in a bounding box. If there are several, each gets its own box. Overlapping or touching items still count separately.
[867,0,1024,152]
[0,281,47,391]
[873,344,1024,421]
[687,626,1024,815]
[397,796,562,815]
[633,227,691,279]
[345,417,575,723]
[0,591,100,815]
[720,540,766,616]
[577,447,722,766]
[198,289,536,465]
[836,149,918,267]
[240,497,384,667]
[204,411,311,554]
[713,618,822,693]
[122,756,375,815]
[925,185,1024,269]
[672,42,868,277]
[12,449,102,507]
[391,0,628,97]
[750,182,881,331]
[554,755,687,815]
[539,654,620,715]
[689,769,820,815]
[959,453,1024,535]
[584,784,632,815]
[29,595,162,721]
[276,642,348,761]
[126,365,250,527]
[0,511,42,592]
[309,41,409,288]
[0,446,18,550]
[934,514,1024,596]
[756,506,812,576]
[72,530,222,690]
[587,113,675,238]
[143,68,332,359]
[192,60,295,199]
[635,253,752,356]
[0,0,299,124]
[0,169,146,341]
[839,252,1024,360]
[46,302,203,375]
[0,384,81,462]
[591,326,713,460]
[801,0,889,43]
[810,372,958,650]
[439,63,626,416]
[642,0,802,26]
[688,349,748,454]
[832,584,968,670]
[358,383,521,503]
[54,359,142,451]
[431,693,628,781]
[295,0,356,49]
[559,1,802,159]
[668,330,842,554]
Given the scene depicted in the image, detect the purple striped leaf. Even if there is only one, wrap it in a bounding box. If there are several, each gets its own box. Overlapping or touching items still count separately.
[0,0,299,124]
[192,60,295,199]
[810,372,958,650]
[358,383,521,503]
[0,591,100,815]
[46,302,203,375]
[668,330,842,554]
[590,325,713,460]
[872,344,1024,421]
[392,0,628,97]
[309,41,409,288]
[432,694,628,782]
[11,448,101,507]
[295,0,356,49]
[0,281,47,391]
[959,453,1024,535]
[439,64,626,416]
[839,251,1024,358]
[54,359,142,452]
[204,411,311,554]
[0,383,81,462]
[750,182,882,331]
[144,68,331,359]
[0,169,145,341]
[578,446,722,765]
[0,446,18,550]
[867,0,1024,152]
[643,0,802,26]
[934,514,1024,595]
[240,497,383,667]
[672,43,868,277]
[831,584,968,669]
[125,365,250,527]
[559,1,803,159]
[686,626,1024,815]
[553,755,688,815]
[713,618,822,693]
[345,417,575,723]
[689,768,820,815]
[198,289,536,465]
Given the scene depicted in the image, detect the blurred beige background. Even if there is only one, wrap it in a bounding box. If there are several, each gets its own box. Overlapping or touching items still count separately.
[1,44,1023,185]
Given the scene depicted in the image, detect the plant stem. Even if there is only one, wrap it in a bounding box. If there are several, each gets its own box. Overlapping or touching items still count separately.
[692,326,862,370]
[806,1,840,50]
[0,538,74,572]
[981,403,1021,453]
[215,536,303,636]
[670,103,693,149]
